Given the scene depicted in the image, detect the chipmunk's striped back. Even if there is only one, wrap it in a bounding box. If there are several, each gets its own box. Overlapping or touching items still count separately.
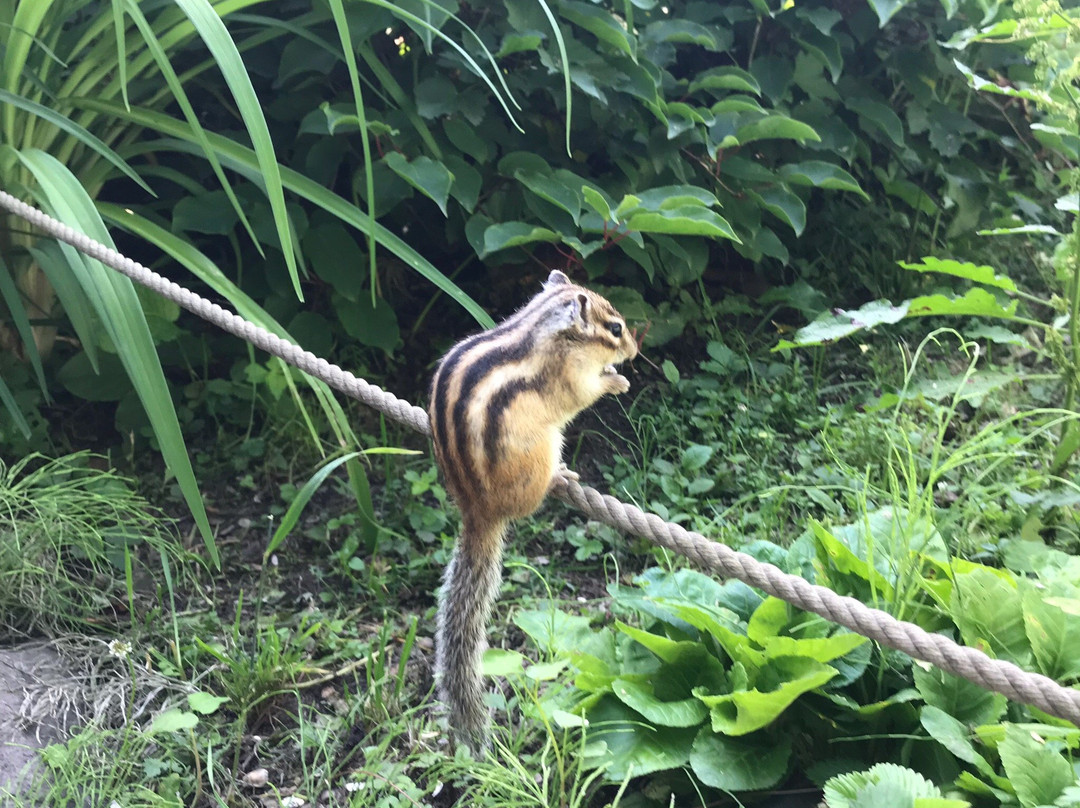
[428,270,637,753]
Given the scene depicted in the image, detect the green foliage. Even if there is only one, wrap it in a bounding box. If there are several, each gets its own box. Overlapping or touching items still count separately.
[515,567,871,789]
[0,453,178,637]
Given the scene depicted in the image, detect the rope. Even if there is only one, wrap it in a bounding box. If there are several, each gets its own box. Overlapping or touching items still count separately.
[3,188,1078,726]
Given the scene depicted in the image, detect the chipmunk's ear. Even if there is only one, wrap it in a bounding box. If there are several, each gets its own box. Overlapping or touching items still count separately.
[544,270,571,289]
[546,290,590,335]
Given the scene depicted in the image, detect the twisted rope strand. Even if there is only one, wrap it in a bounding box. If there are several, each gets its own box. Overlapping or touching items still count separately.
[3,188,1078,726]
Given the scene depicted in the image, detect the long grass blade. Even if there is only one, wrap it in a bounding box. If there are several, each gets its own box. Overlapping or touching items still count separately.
[326,0,378,307]
[27,240,101,371]
[17,149,218,566]
[172,0,302,299]
[265,451,362,561]
[2,0,62,144]
[0,89,152,194]
[0,375,32,439]
[97,202,357,450]
[0,250,48,395]
[363,0,524,130]
[78,97,494,327]
[536,0,573,155]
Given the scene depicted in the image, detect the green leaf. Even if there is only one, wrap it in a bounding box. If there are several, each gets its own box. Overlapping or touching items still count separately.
[562,1,635,60]
[626,207,740,241]
[824,763,953,808]
[383,152,453,216]
[689,67,761,96]
[898,257,1017,291]
[847,97,905,146]
[482,649,526,676]
[481,222,561,255]
[643,20,726,51]
[752,186,807,236]
[906,288,1019,319]
[920,706,996,776]
[173,191,239,235]
[1023,586,1080,681]
[337,295,400,354]
[582,186,614,222]
[149,708,199,734]
[951,568,1031,665]
[999,724,1076,808]
[913,666,1007,725]
[612,678,709,727]
[515,170,582,223]
[778,300,910,348]
[635,185,721,211]
[589,697,698,781]
[690,730,791,790]
[19,150,216,566]
[735,116,821,145]
[864,0,914,26]
[953,61,1053,105]
[187,692,229,715]
[779,161,870,199]
[694,657,838,735]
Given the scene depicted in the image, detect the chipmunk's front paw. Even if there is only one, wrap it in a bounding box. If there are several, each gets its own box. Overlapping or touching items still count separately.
[601,365,630,395]
[549,463,579,493]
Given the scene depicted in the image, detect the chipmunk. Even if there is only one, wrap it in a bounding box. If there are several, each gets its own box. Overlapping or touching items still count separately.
[428,269,638,753]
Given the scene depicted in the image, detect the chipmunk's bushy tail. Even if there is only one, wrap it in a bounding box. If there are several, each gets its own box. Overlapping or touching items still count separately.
[434,518,507,753]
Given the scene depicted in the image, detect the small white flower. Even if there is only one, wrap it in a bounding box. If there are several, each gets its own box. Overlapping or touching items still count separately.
[344,782,362,793]
[109,801,122,808]
[281,796,306,808]
[108,640,132,660]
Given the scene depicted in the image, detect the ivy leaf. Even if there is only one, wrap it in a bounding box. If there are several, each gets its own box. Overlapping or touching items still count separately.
[897,257,1017,291]
[690,730,791,790]
[481,221,561,255]
[626,207,740,241]
[780,161,869,199]
[383,152,453,216]
[735,115,821,145]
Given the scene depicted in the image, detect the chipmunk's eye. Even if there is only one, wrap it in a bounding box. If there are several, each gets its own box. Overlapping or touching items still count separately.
[606,321,623,337]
